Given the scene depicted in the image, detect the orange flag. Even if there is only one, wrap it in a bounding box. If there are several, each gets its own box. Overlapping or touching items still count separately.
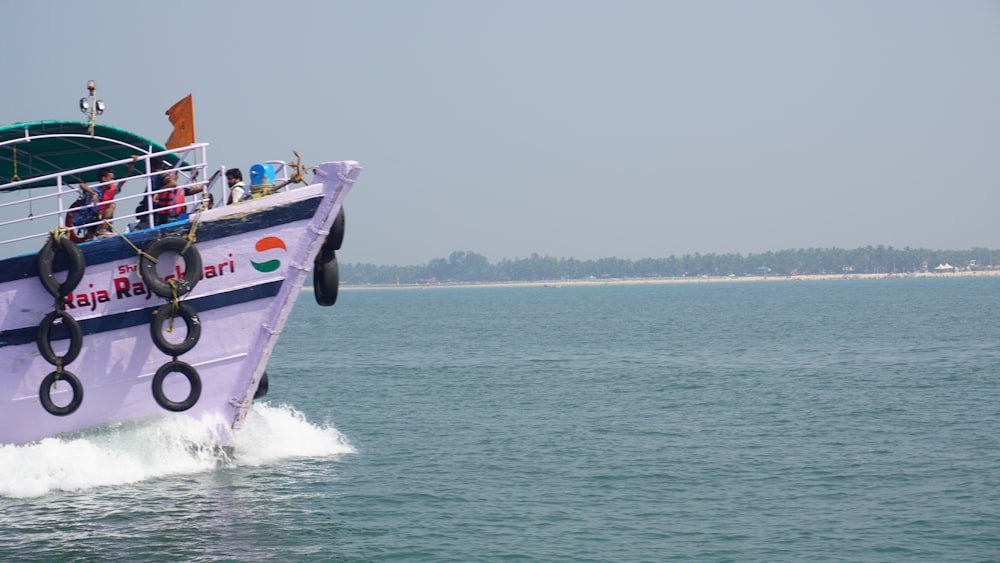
[165,94,195,149]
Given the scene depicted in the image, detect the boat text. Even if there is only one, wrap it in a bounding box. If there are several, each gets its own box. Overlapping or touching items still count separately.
[63,255,236,311]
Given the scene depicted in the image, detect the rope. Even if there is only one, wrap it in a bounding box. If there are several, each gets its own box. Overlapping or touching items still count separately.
[47,228,73,247]
[54,356,63,389]
[11,146,19,182]
[184,216,201,245]
[179,195,205,245]
[166,295,179,333]
[169,279,181,305]
[103,222,157,263]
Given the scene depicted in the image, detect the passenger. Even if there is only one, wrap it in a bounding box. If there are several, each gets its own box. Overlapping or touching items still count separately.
[184,173,206,197]
[76,156,138,238]
[68,185,100,240]
[199,192,215,211]
[131,195,152,231]
[226,168,250,204]
[130,158,158,230]
[131,157,172,229]
[131,159,152,227]
[150,158,185,226]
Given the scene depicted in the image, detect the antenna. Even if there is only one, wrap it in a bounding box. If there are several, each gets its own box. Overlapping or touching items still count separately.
[78,80,106,135]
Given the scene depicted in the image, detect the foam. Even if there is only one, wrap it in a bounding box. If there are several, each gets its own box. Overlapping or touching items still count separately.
[0,403,354,498]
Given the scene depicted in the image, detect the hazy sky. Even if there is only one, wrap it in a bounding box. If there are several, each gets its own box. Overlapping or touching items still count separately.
[4,0,999,265]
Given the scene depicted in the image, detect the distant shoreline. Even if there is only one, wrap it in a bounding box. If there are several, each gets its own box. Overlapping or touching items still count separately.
[339,269,1000,290]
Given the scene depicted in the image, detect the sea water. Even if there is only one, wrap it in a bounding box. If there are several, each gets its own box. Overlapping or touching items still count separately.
[1,278,998,561]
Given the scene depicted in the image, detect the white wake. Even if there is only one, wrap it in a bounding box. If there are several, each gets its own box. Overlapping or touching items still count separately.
[0,403,354,498]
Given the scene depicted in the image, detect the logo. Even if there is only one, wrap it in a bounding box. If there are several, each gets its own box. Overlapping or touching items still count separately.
[251,236,287,272]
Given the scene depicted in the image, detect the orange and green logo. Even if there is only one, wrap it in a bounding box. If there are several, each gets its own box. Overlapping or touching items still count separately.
[251,236,287,272]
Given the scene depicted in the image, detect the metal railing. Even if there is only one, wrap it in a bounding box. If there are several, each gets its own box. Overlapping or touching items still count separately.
[0,143,292,257]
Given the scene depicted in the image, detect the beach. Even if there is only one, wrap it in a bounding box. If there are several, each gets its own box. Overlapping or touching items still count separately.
[341,268,1000,290]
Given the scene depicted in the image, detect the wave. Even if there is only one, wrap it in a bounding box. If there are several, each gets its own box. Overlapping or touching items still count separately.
[0,403,354,498]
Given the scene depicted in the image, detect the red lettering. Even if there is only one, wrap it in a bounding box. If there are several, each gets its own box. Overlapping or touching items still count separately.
[114,277,132,299]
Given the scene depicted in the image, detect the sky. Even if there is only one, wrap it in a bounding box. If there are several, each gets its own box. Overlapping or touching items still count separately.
[3,0,999,265]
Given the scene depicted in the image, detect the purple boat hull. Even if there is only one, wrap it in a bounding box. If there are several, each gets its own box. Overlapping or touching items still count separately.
[0,161,360,445]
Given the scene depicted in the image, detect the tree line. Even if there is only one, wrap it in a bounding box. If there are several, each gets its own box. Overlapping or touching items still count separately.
[340,246,999,285]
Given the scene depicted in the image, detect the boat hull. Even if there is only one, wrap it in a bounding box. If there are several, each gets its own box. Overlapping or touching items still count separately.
[0,161,360,445]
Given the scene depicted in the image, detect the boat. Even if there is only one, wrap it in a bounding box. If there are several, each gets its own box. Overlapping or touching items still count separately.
[0,83,361,446]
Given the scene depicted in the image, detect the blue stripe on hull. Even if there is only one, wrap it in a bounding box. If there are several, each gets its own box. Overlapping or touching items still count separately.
[0,280,283,347]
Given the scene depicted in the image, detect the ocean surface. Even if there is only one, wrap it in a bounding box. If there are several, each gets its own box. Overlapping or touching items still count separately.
[1,278,999,561]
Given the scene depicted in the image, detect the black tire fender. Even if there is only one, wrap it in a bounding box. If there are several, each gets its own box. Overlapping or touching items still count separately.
[38,235,86,298]
[313,248,339,306]
[39,370,84,416]
[37,310,83,366]
[325,206,345,251]
[253,371,269,400]
[150,303,201,356]
[139,236,202,298]
[152,360,202,412]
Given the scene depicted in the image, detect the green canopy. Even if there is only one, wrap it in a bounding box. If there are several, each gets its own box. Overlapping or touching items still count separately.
[0,121,171,192]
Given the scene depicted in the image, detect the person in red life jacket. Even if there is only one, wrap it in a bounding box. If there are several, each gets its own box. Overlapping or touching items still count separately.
[151,157,210,226]
[151,157,185,226]
[77,156,138,238]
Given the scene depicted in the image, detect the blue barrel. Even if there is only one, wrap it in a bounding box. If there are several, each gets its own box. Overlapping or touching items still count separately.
[250,163,275,185]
